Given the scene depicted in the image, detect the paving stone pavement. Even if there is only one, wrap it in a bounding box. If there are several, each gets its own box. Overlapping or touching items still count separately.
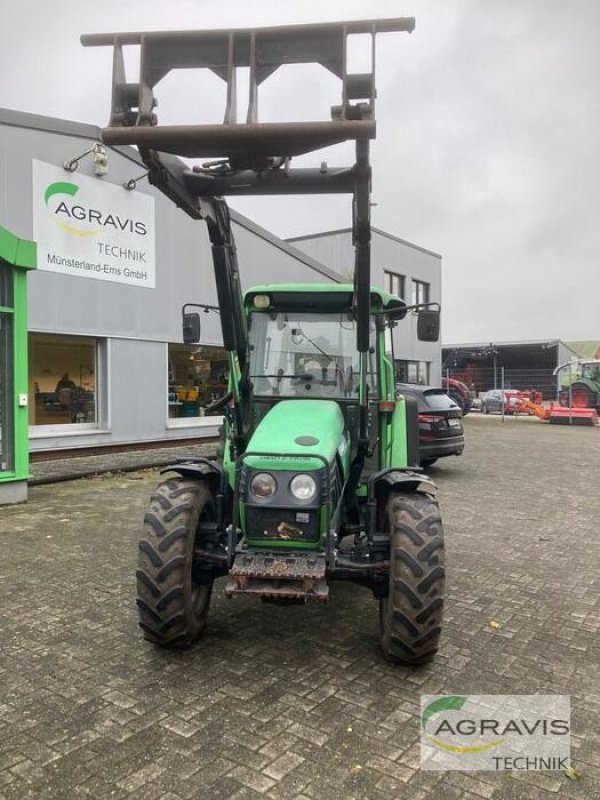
[1,415,599,800]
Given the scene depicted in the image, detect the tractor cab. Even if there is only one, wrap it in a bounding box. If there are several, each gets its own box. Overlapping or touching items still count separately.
[248,291,372,401]
[246,285,382,401]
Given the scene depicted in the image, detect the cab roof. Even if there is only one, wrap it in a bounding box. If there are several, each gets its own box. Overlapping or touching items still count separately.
[245,283,405,312]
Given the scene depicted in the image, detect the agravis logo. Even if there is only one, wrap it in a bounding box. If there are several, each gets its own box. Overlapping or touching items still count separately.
[34,159,156,288]
[420,695,571,771]
[44,181,97,237]
[44,181,147,238]
[422,696,504,754]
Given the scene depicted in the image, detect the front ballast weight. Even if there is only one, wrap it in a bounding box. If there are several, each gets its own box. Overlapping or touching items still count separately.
[81,17,415,167]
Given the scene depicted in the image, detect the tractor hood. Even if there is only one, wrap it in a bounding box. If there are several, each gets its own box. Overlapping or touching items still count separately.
[245,400,347,471]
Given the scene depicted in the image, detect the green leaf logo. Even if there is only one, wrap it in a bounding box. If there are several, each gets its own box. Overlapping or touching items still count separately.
[43,181,98,238]
[44,181,79,205]
[422,696,467,730]
[422,696,504,755]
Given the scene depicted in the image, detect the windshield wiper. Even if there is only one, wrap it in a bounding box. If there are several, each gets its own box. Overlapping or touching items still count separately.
[291,328,335,362]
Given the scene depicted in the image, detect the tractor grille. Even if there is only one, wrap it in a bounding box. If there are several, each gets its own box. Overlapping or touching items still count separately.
[246,506,319,543]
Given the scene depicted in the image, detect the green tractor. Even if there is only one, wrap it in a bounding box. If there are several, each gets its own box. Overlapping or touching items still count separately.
[558,360,600,410]
[84,16,445,664]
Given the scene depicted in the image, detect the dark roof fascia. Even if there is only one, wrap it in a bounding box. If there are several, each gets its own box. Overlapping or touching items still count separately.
[443,339,576,352]
[0,107,149,168]
[287,225,441,260]
[0,107,102,142]
[286,227,352,242]
[230,211,342,283]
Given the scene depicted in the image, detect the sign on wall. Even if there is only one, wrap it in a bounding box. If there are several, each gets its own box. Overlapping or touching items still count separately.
[32,159,156,288]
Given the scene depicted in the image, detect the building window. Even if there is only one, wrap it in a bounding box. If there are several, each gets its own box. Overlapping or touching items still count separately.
[396,360,429,385]
[28,333,97,426]
[168,344,228,419]
[412,279,430,306]
[384,270,406,299]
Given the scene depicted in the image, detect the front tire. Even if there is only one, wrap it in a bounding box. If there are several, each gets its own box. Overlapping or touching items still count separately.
[380,491,445,664]
[136,478,215,647]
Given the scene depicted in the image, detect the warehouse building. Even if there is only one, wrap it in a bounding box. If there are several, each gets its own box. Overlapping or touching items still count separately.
[442,340,580,398]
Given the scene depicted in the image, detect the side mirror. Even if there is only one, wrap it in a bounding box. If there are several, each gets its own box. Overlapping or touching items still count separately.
[182,312,201,344]
[417,309,440,342]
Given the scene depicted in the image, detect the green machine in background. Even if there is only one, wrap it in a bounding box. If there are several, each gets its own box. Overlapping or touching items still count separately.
[0,226,36,505]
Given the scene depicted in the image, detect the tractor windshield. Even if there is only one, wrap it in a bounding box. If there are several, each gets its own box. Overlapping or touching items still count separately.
[581,363,600,381]
[248,311,377,400]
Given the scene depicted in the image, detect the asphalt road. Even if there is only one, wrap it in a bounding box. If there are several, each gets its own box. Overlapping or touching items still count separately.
[0,414,598,799]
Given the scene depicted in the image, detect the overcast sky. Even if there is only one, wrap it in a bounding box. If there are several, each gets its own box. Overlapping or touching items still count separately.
[1,0,598,343]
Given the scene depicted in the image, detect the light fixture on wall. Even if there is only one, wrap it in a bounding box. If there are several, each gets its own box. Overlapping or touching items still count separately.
[63,142,108,176]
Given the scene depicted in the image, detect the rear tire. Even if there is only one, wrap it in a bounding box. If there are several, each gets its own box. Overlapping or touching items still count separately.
[379,491,445,665]
[136,478,215,647]
[421,458,438,468]
[570,384,594,409]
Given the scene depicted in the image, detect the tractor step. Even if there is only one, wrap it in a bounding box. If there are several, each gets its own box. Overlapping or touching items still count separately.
[225,552,329,601]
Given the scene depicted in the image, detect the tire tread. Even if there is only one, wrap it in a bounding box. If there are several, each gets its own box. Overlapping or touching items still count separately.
[380,492,445,665]
[136,478,214,648]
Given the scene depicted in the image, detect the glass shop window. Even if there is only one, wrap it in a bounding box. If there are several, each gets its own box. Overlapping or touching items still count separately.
[168,344,228,419]
[28,333,97,426]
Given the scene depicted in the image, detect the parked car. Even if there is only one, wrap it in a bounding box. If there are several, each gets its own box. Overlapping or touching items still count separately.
[480,389,524,414]
[396,383,465,468]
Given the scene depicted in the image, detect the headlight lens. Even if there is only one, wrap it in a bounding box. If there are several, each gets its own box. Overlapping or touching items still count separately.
[290,474,317,502]
[250,472,277,498]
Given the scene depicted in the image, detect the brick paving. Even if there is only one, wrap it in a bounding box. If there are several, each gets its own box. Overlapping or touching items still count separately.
[29,443,217,485]
[0,415,599,799]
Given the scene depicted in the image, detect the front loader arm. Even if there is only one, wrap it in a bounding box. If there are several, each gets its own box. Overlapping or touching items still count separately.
[82,17,416,456]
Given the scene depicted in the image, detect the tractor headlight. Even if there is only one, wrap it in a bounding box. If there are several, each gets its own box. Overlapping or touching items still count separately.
[250,472,277,498]
[290,474,317,502]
